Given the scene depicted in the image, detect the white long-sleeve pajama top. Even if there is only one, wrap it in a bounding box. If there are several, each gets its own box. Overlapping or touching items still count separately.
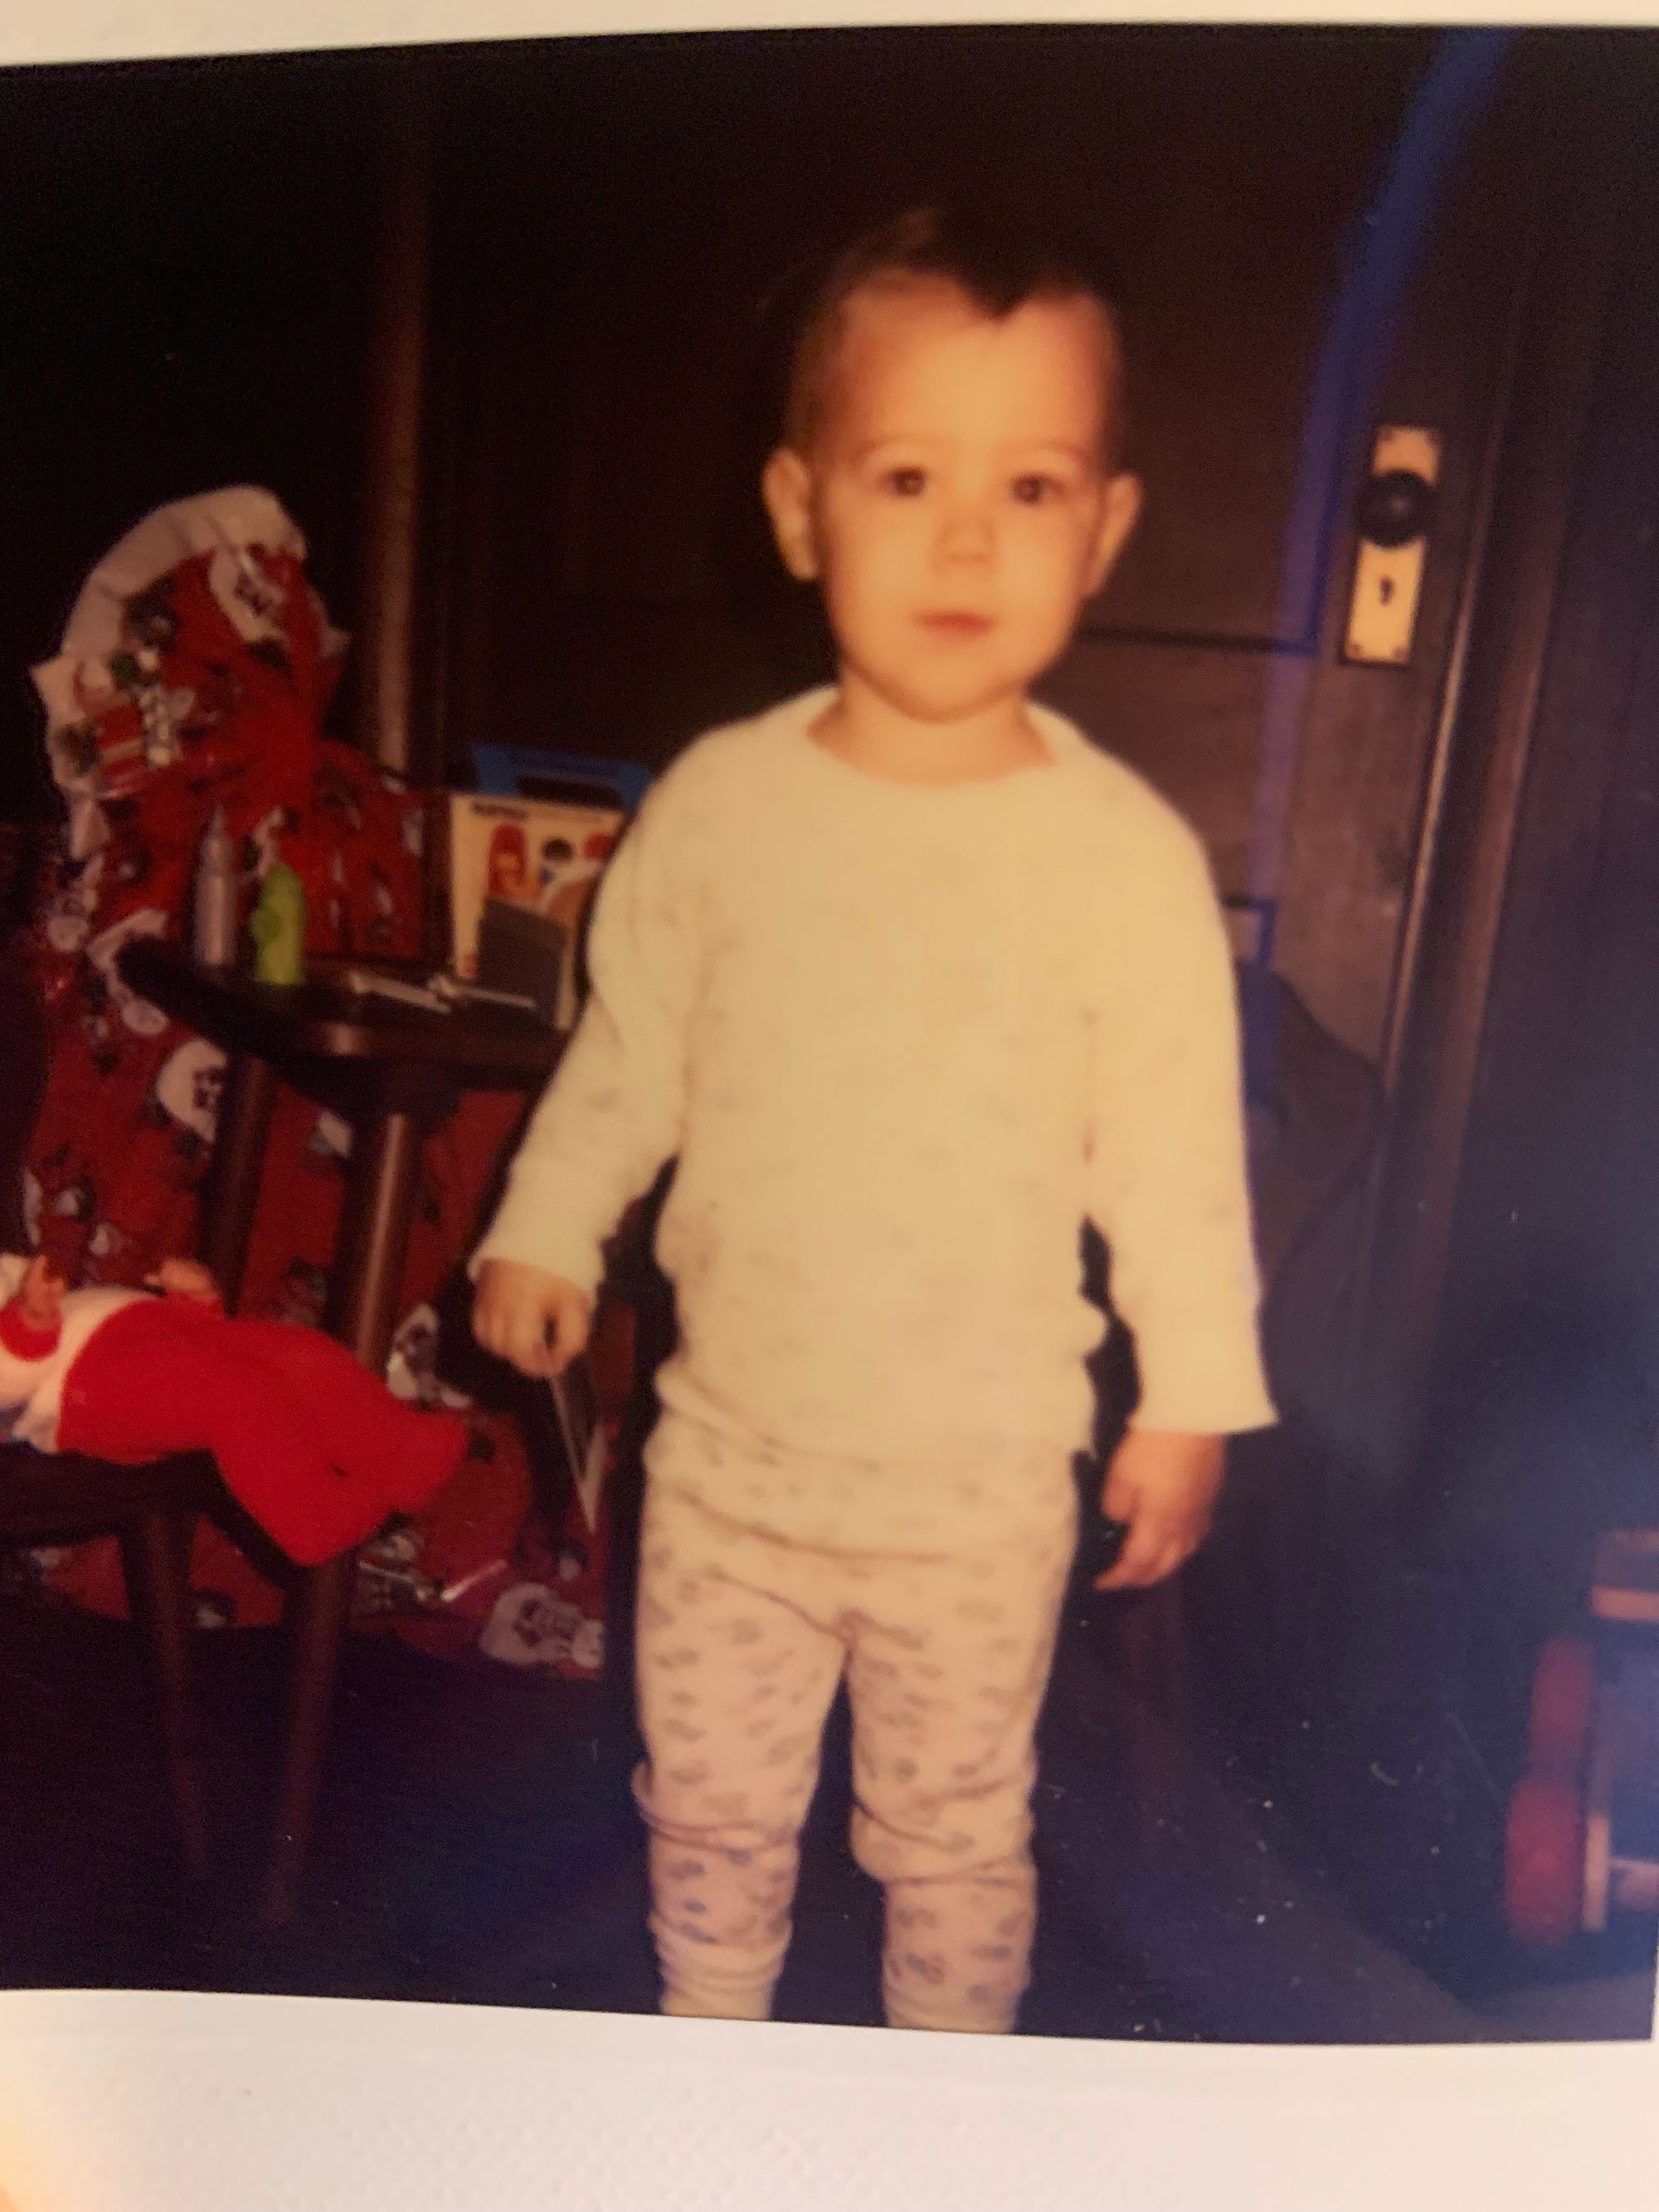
[474,688,1277,1466]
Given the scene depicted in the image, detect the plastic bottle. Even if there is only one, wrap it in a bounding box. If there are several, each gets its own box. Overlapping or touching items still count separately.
[249,860,307,985]
[192,806,239,968]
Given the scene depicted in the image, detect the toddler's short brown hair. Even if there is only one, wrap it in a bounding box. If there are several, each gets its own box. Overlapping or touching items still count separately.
[779,203,1130,469]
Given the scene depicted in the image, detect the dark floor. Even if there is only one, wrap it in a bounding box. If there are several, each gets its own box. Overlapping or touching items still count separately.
[0,1581,1651,2044]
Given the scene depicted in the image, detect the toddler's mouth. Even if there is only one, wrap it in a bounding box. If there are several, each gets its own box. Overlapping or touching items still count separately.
[917,612,993,637]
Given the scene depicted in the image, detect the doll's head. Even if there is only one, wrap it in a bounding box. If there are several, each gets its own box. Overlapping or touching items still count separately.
[6,1254,66,1332]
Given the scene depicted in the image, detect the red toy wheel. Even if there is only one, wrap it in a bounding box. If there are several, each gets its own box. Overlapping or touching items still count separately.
[1526,1636,1596,1780]
[1504,1775,1585,1945]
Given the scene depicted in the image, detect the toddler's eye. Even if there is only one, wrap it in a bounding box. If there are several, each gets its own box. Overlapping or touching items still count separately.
[1010,474,1062,506]
[883,466,928,497]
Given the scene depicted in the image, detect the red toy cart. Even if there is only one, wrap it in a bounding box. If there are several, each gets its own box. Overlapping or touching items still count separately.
[1504,1529,1659,1944]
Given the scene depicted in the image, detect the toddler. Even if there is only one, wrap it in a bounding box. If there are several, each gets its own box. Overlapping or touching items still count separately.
[472,206,1276,2034]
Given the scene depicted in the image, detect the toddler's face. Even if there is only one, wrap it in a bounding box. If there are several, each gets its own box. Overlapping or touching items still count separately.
[765,279,1141,729]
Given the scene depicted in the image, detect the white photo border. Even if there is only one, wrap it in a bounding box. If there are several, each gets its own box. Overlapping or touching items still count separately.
[0,5,1652,2209]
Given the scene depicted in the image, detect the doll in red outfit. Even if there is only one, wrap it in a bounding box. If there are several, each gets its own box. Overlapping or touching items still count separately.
[0,1252,465,1567]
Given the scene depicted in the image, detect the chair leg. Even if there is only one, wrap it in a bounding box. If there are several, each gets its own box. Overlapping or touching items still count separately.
[121,1509,212,1884]
[256,1550,357,1928]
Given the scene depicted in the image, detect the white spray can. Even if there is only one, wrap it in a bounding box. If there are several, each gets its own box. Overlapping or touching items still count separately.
[192,805,240,967]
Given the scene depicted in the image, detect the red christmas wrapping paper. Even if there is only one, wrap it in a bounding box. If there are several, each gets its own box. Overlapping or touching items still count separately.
[14,489,614,1676]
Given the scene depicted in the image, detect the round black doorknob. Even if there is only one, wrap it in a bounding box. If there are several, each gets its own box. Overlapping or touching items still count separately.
[1356,467,1436,549]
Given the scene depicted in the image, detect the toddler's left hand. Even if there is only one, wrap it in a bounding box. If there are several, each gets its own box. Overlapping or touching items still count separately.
[1094,1430,1225,1592]
[146,1257,223,1307]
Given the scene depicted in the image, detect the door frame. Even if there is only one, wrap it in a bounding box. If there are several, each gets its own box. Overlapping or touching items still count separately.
[1345,38,1644,1502]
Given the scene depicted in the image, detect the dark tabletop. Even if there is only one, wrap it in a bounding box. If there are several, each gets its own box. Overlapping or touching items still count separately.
[119,938,560,1091]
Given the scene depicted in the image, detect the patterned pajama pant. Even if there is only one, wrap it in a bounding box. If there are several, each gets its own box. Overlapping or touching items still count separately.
[633,1414,1077,2034]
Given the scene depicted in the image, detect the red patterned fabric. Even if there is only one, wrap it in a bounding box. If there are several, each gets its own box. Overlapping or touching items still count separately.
[17,490,610,1672]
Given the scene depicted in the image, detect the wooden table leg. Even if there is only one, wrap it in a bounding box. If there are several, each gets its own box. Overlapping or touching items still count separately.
[123,1507,212,1884]
[198,1053,280,1314]
[258,1104,427,1928]
[323,1108,428,1363]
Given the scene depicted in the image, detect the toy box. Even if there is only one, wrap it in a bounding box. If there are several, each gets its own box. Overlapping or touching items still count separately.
[445,792,624,1030]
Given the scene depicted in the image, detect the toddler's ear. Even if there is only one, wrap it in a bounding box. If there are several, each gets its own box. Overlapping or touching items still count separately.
[761,447,820,583]
[1085,472,1144,596]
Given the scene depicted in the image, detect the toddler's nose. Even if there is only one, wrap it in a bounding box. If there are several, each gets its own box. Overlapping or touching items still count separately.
[935,501,995,563]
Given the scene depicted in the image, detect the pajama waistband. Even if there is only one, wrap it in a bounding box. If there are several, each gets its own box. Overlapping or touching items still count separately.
[644,1410,1079,1561]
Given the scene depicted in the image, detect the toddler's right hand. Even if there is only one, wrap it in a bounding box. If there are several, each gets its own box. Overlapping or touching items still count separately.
[471,1259,592,1380]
